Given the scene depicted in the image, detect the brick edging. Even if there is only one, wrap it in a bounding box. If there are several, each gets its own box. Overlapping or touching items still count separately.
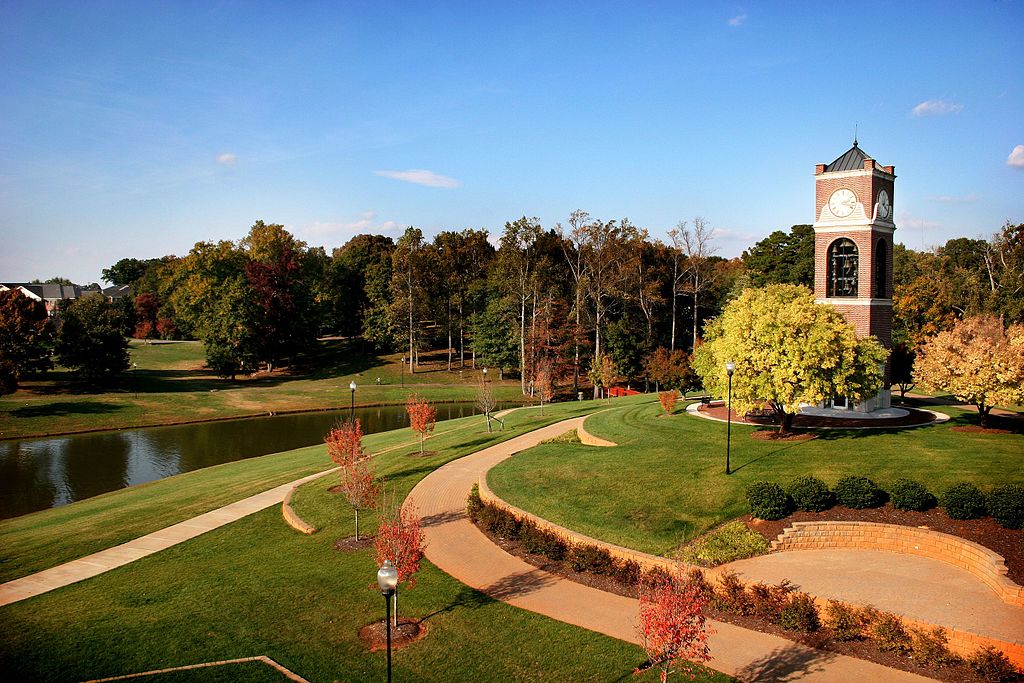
[281,486,316,535]
[771,521,1024,608]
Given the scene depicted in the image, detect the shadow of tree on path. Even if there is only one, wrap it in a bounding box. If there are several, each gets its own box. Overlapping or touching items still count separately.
[734,644,836,682]
[482,569,558,601]
[420,509,465,527]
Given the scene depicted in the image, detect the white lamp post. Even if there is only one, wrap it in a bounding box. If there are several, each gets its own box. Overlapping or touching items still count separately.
[349,380,357,420]
[376,560,399,682]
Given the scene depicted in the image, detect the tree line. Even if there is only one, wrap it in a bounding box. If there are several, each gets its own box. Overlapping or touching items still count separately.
[2,215,1021,395]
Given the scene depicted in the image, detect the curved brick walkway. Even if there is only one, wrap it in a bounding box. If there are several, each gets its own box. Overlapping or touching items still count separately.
[406,415,931,682]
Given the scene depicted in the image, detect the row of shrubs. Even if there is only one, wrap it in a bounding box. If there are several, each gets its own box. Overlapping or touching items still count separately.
[467,486,1020,680]
[746,476,1024,528]
[467,485,642,584]
[709,569,1020,680]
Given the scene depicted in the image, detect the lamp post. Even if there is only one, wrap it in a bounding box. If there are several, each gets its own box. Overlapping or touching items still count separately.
[400,356,405,389]
[349,380,357,420]
[376,560,399,683]
[482,367,488,383]
[725,360,735,475]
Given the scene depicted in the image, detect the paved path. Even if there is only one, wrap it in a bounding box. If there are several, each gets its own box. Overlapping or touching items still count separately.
[406,416,931,682]
[0,471,331,607]
[0,408,519,607]
[728,549,1024,643]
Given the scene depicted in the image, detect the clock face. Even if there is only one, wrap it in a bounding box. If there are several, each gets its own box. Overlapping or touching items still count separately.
[828,188,857,218]
[877,189,891,219]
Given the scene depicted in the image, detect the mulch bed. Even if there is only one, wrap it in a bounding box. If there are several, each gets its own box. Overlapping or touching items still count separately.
[476,522,1001,681]
[334,536,375,552]
[744,505,1024,585]
[358,618,427,651]
[698,403,939,429]
[749,430,815,442]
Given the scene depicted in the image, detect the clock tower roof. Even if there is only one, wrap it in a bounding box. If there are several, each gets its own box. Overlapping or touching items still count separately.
[824,141,876,172]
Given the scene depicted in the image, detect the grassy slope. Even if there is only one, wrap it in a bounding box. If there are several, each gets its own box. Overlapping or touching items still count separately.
[0,339,525,439]
[0,396,729,682]
[0,403,601,584]
[489,396,1024,555]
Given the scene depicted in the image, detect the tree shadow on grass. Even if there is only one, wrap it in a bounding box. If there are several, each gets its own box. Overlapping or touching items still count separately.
[734,643,837,682]
[419,584,491,622]
[10,401,125,418]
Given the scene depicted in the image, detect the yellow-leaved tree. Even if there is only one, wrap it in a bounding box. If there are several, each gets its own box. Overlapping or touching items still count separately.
[913,316,1024,427]
[693,285,888,433]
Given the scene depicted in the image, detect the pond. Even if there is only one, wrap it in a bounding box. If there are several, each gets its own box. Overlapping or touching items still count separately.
[0,402,499,520]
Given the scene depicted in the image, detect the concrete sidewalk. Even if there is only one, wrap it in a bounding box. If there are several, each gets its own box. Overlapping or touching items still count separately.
[406,416,932,682]
[0,471,330,607]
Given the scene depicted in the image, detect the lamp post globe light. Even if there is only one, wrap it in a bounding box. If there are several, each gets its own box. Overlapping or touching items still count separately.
[377,560,399,683]
[400,356,405,389]
[350,380,357,420]
[725,361,735,475]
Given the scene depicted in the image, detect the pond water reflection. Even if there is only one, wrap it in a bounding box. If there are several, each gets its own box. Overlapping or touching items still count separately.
[0,402,497,519]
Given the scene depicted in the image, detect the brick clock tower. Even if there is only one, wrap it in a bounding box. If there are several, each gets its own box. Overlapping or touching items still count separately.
[813,141,894,411]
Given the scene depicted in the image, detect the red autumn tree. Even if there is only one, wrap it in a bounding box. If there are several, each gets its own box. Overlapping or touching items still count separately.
[406,395,437,454]
[373,504,426,626]
[326,418,364,468]
[133,294,160,341]
[338,455,380,541]
[659,390,678,415]
[636,570,712,682]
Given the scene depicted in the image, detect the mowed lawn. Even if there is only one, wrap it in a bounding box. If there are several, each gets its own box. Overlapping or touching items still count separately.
[0,398,730,682]
[0,339,525,439]
[488,396,1024,555]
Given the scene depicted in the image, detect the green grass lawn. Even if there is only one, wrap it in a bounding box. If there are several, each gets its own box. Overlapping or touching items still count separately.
[0,396,730,682]
[0,401,610,584]
[0,339,526,439]
[488,396,1024,556]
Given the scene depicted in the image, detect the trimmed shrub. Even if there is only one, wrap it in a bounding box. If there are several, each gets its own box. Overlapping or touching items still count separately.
[968,645,1019,682]
[777,593,821,633]
[910,627,960,669]
[941,482,987,520]
[834,476,883,509]
[889,478,936,512]
[786,476,834,512]
[713,570,751,615]
[568,544,615,575]
[870,612,912,654]
[678,521,770,566]
[987,484,1024,529]
[480,504,521,539]
[825,601,866,641]
[466,484,484,523]
[519,522,567,560]
[746,481,791,520]
[610,559,640,586]
[747,579,794,623]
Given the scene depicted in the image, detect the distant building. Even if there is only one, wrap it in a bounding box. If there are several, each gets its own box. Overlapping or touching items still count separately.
[0,282,104,316]
[812,140,895,411]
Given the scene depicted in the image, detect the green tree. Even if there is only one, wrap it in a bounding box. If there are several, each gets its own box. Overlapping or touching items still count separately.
[914,316,1024,427]
[741,225,816,288]
[471,298,518,376]
[391,227,427,373]
[693,285,887,433]
[102,258,160,287]
[0,289,53,393]
[54,293,130,385]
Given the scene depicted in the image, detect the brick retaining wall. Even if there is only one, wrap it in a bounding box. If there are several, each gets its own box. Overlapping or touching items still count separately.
[478,482,1024,666]
[772,521,1024,608]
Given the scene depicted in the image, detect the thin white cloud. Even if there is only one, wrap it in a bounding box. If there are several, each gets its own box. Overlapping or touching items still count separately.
[897,212,941,231]
[302,211,402,238]
[215,152,237,166]
[911,100,963,117]
[928,193,978,203]
[1007,145,1024,168]
[373,169,460,188]
[728,13,747,26]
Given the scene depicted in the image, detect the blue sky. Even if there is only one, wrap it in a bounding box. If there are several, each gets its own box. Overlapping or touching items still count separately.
[1,1,1021,284]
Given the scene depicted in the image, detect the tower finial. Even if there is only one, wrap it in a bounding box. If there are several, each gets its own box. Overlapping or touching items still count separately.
[854,124,858,147]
